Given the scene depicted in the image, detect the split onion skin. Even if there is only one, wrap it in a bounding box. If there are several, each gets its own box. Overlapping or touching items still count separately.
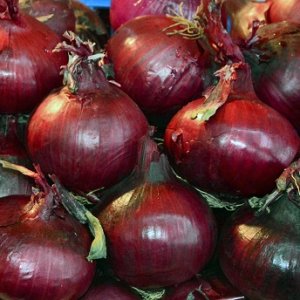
[106,15,212,114]
[0,11,67,113]
[26,85,149,193]
[0,195,96,300]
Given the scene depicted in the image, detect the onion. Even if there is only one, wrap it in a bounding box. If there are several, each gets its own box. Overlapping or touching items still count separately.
[164,62,300,198]
[82,278,139,300]
[219,160,300,300]
[243,22,300,133]
[20,0,76,37]
[0,171,96,299]
[95,138,217,288]
[26,32,149,193]
[225,0,300,41]
[106,15,213,115]
[110,0,200,31]
[0,0,67,114]
[0,115,32,197]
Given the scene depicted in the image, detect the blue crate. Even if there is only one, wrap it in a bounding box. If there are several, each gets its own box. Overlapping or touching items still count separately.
[81,0,111,8]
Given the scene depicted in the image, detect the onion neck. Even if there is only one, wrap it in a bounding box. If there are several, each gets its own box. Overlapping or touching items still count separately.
[164,0,244,64]
[192,62,257,122]
[53,31,110,94]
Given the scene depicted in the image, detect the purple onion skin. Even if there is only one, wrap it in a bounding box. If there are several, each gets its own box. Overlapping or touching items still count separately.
[26,85,149,193]
[0,195,96,300]
[107,15,212,115]
[0,12,67,114]
[245,24,300,134]
[110,0,199,30]
[22,0,76,37]
[164,97,300,197]
[219,198,300,300]
[97,181,217,289]
[82,281,140,300]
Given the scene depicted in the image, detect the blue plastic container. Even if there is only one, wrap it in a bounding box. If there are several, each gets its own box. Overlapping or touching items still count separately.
[81,0,111,8]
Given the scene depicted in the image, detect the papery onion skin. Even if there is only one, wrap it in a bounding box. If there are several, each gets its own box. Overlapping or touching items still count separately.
[97,155,217,289]
[26,85,149,193]
[165,97,300,197]
[0,195,95,300]
[106,15,212,115]
[82,280,140,300]
[20,0,76,37]
[110,0,200,30]
[0,12,67,113]
[219,199,300,300]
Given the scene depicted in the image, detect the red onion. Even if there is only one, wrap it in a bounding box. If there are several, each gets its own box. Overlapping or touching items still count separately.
[0,0,67,114]
[0,172,96,299]
[164,62,300,198]
[219,160,300,299]
[95,138,217,289]
[20,0,76,37]
[106,15,213,115]
[225,0,300,41]
[82,279,140,300]
[110,0,200,31]
[26,32,149,193]
[243,22,300,133]
[0,115,32,197]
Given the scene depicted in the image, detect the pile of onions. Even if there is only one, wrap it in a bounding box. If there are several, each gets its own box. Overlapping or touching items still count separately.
[106,15,213,115]
[0,115,32,197]
[225,0,300,41]
[219,160,300,299]
[0,0,67,114]
[26,32,149,193]
[95,138,217,288]
[243,22,300,133]
[20,0,76,37]
[0,167,96,299]
[110,0,200,31]
[164,62,300,198]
